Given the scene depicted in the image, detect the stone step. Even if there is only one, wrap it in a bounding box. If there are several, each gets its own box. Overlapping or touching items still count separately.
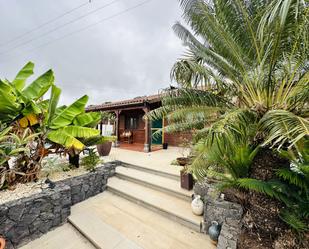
[69,192,215,249]
[107,178,202,232]
[68,208,142,249]
[20,223,96,249]
[120,162,179,181]
[115,166,192,201]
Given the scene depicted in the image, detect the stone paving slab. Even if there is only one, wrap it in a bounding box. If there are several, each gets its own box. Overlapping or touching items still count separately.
[115,166,192,200]
[69,210,142,249]
[103,147,185,177]
[20,223,95,249]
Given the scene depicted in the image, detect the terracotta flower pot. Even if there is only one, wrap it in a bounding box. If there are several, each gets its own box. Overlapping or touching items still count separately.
[97,142,112,156]
[0,238,6,249]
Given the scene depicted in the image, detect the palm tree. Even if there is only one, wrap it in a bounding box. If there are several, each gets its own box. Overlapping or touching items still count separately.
[148,0,309,231]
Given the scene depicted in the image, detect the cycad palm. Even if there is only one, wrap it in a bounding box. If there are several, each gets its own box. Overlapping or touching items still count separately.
[148,0,309,230]
[150,0,308,171]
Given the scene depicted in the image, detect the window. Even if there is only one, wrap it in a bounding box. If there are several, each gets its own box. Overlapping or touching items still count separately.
[125,115,138,129]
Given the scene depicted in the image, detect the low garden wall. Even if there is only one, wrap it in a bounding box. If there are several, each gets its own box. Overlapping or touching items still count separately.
[0,161,119,249]
[194,181,243,249]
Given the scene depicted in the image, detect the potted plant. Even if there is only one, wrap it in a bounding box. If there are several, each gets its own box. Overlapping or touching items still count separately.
[180,165,194,190]
[176,138,194,190]
[176,137,191,166]
[97,112,116,156]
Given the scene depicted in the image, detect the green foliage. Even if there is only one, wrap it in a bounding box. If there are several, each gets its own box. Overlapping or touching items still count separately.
[0,62,114,188]
[229,146,309,232]
[0,128,41,189]
[279,210,308,233]
[100,111,116,123]
[41,157,71,177]
[151,0,309,234]
[81,148,101,172]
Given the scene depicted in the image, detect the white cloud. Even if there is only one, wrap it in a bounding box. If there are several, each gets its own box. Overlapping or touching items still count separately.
[0,0,183,105]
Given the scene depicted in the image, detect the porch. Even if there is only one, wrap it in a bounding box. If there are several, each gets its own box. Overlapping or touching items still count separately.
[118,143,162,152]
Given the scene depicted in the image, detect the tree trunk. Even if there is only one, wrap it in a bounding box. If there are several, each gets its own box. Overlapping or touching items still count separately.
[69,154,80,168]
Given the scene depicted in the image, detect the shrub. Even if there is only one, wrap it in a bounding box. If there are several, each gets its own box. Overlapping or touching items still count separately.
[81,148,101,172]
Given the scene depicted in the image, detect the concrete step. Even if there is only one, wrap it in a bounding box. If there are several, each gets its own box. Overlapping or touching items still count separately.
[120,162,179,181]
[107,177,202,232]
[115,166,192,201]
[68,209,142,249]
[69,192,215,249]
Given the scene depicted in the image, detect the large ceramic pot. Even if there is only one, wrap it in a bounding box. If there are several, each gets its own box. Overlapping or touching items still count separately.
[208,221,221,242]
[191,195,204,215]
[97,142,112,156]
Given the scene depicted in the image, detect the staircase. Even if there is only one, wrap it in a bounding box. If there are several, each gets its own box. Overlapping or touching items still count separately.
[66,161,213,249]
[107,162,202,232]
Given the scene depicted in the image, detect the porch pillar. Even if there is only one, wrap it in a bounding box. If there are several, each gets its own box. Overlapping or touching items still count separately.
[114,110,121,147]
[99,121,103,136]
[143,107,151,153]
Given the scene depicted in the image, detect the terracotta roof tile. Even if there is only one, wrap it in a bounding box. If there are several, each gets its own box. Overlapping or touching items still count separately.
[86,93,162,111]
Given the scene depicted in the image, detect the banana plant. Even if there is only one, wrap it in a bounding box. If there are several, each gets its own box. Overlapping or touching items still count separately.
[44,86,115,166]
[0,62,54,125]
[0,127,40,189]
[45,85,112,151]
[1,62,114,169]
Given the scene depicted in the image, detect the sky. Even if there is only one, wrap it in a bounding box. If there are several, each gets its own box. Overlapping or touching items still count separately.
[0,0,184,105]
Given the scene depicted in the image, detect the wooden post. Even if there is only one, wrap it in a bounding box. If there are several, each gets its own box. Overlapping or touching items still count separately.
[143,107,151,152]
[114,110,121,147]
[99,121,103,136]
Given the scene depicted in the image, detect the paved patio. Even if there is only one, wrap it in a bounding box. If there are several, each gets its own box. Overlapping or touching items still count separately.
[103,146,186,176]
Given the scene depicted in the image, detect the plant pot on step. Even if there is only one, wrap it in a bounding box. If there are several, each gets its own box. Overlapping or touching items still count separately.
[180,169,194,190]
[177,157,189,166]
[162,143,168,150]
[97,142,112,156]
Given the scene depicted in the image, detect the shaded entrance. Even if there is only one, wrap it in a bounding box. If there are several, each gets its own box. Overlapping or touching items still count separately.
[151,119,163,145]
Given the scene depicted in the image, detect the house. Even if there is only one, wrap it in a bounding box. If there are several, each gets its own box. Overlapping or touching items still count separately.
[86,93,190,152]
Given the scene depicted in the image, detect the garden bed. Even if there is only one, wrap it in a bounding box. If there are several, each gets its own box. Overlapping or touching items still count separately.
[0,161,119,249]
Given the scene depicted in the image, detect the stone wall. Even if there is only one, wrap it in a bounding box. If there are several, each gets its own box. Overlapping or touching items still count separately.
[194,181,243,249]
[0,161,118,249]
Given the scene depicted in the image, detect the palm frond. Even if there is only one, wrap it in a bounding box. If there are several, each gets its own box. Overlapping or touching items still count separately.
[279,209,308,232]
[260,110,309,149]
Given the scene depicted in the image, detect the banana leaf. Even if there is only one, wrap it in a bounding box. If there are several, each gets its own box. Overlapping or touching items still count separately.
[73,112,101,127]
[22,69,54,101]
[12,62,34,91]
[54,105,67,116]
[22,100,42,116]
[49,95,89,129]
[47,126,100,150]
[47,130,85,150]
[46,85,61,126]
[0,80,21,122]
[60,126,100,138]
